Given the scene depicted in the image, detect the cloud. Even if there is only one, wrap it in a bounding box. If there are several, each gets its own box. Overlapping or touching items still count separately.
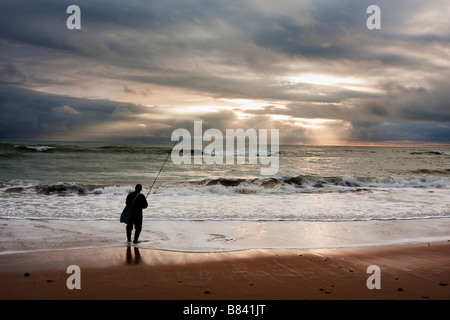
[348,121,450,143]
[0,0,449,144]
[0,63,28,84]
[52,105,81,115]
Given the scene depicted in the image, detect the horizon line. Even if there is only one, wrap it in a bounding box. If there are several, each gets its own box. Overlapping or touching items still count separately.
[1,138,449,148]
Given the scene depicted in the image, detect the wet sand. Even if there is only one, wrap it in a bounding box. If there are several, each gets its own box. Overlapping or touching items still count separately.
[0,241,449,300]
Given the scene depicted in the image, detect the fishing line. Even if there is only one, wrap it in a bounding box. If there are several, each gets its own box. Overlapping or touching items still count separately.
[145,141,176,197]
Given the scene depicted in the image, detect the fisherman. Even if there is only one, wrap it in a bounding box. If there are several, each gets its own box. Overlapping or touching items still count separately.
[125,184,148,243]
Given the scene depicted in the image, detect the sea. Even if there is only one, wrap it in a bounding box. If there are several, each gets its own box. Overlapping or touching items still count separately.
[1,141,449,253]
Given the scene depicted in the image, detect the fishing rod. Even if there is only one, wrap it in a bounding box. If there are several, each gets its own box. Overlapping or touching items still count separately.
[145,142,176,197]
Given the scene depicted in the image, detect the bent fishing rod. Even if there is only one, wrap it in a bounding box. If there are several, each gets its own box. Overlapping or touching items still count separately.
[145,142,176,197]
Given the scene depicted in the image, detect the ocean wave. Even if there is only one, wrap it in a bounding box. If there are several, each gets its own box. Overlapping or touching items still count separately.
[34,183,106,195]
[196,175,450,189]
[410,151,450,156]
[410,169,450,175]
[0,143,56,153]
[2,182,127,196]
[2,174,449,197]
[0,142,174,155]
[151,175,450,196]
[26,146,55,152]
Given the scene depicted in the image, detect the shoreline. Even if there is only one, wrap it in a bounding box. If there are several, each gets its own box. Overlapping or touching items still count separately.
[1,218,450,254]
[0,241,449,300]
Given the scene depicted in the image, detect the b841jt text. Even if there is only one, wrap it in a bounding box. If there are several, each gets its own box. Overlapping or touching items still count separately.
[183,304,266,317]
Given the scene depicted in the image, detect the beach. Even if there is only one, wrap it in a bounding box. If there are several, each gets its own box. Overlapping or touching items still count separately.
[0,241,449,300]
[1,217,449,301]
[1,142,449,302]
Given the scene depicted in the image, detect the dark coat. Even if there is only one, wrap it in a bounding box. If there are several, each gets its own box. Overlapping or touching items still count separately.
[126,191,148,225]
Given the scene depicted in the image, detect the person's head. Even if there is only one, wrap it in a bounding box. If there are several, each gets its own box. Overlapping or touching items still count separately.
[135,184,142,193]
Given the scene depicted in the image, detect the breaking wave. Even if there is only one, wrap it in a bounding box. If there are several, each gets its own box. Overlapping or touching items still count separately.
[199,175,450,188]
[2,182,127,196]
[410,151,450,156]
[0,142,174,155]
[26,146,55,152]
[2,174,449,197]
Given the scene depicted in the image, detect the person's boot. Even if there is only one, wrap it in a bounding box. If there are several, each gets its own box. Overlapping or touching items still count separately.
[126,227,132,242]
[133,228,141,243]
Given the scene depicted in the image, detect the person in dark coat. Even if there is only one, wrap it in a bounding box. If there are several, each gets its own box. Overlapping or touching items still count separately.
[125,184,148,243]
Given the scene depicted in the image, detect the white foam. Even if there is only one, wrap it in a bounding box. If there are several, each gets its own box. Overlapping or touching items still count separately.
[26,146,54,152]
[1,184,449,221]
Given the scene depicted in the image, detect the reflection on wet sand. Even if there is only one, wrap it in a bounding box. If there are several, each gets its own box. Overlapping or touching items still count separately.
[126,246,141,265]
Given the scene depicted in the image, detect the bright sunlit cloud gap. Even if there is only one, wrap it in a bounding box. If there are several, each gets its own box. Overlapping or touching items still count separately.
[268,114,339,127]
[288,74,361,86]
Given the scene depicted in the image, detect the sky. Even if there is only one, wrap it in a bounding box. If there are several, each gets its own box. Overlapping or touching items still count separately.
[0,0,449,145]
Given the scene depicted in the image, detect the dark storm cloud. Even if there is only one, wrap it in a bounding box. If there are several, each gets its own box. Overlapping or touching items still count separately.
[0,86,149,139]
[283,81,450,123]
[349,121,450,143]
[0,0,449,143]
